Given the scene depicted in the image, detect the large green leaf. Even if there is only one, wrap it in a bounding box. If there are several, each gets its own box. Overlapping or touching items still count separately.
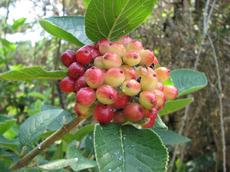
[40,16,92,46]
[94,124,168,172]
[154,129,190,145]
[0,66,65,81]
[0,115,16,134]
[85,0,156,42]
[66,142,97,171]
[171,69,208,96]
[159,98,194,116]
[19,108,73,146]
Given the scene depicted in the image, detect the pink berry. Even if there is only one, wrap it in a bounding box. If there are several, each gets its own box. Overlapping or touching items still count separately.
[76,45,94,65]
[123,103,145,122]
[60,50,75,67]
[108,42,126,57]
[121,65,137,80]
[94,104,114,124]
[76,87,96,106]
[153,89,166,110]
[121,79,141,96]
[126,40,143,52]
[118,36,133,47]
[67,62,85,79]
[74,76,86,91]
[156,82,164,91]
[84,67,104,88]
[96,38,111,55]
[94,56,105,68]
[141,74,158,91]
[96,85,118,105]
[139,91,157,110]
[163,85,178,100]
[139,49,155,67]
[59,77,75,93]
[112,92,130,109]
[105,67,125,87]
[102,52,122,69]
[155,67,170,82]
[123,51,141,66]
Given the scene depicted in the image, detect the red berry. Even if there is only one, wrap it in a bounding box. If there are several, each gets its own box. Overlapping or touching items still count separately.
[60,50,75,67]
[142,108,158,128]
[67,62,85,79]
[123,103,145,122]
[74,76,86,91]
[94,104,114,124]
[76,45,94,65]
[59,77,75,93]
[112,92,130,109]
[113,111,126,124]
[76,87,96,106]
[84,67,104,88]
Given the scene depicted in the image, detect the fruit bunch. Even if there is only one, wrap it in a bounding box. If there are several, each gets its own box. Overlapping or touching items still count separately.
[59,36,178,128]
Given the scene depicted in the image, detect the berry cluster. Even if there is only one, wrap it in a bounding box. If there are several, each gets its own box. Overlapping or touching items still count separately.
[59,36,178,128]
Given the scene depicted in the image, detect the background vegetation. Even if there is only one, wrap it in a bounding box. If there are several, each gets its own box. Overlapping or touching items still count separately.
[0,0,229,171]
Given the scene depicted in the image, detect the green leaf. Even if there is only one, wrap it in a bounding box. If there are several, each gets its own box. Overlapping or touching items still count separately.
[12,18,26,30]
[19,108,73,146]
[38,159,79,170]
[171,69,208,96]
[40,16,92,46]
[83,0,91,8]
[66,142,97,171]
[94,124,168,172]
[154,129,191,145]
[153,115,168,130]
[0,66,65,81]
[0,115,16,134]
[159,98,194,116]
[73,124,94,141]
[0,38,16,51]
[85,0,156,42]
[0,135,18,152]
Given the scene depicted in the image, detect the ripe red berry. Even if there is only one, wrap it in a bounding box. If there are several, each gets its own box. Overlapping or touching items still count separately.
[113,111,126,124]
[94,104,114,124]
[76,87,96,106]
[67,62,85,79]
[74,76,86,91]
[123,103,145,122]
[142,108,158,128]
[112,92,130,109]
[84,67,104,88]
[59,77,75,93]
[76,45,94,65]
[60,50,75,67]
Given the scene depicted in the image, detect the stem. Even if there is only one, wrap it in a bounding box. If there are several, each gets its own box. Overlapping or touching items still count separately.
[10,117,85,170]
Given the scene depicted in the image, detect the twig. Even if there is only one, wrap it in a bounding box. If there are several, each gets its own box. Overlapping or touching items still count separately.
[168,0,217,171]
[208,35,226,172]
[10,117,85,170]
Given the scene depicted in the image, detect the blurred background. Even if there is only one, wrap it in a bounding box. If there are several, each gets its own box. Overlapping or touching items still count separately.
[0,0,229,171]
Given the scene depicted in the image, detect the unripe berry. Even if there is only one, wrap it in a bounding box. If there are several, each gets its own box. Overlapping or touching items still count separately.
[96,85,118,104]
[76,45,94,65]
[59,77,75,93]
[153,89,166,110]
[102,52,122,69]
[108,42,126,57]
[74,76,86,91]
[94,104,114,124]
[84,67,104,88]
[156,82,164,91]
[163,85,178,100]
[121,79,141,96]
[121,65,137,80]
[139,91,157,110]
[94,56,105,68]
[60,50,75,67]
[141,74,158,91]
[118,36,132,47]
[105,67,125,87]
[96,38,111,54]
[67,62,85,79]
[74,103,91,116]
[112,92,130,109]
[155,67,170,82]
[139,49,155,66]
[123,51,141,66]
[126,40,143,52]
[76,87,96,106]
[113,111,126,124]
[123,103,144,122]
